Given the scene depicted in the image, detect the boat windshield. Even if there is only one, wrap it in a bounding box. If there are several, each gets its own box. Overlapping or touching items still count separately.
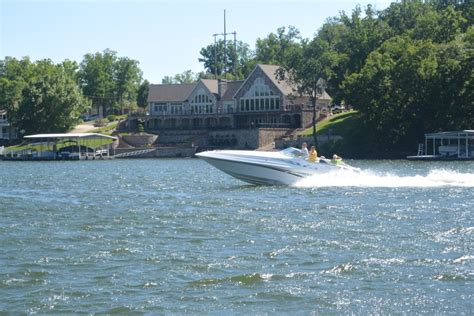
[279,147,303,158]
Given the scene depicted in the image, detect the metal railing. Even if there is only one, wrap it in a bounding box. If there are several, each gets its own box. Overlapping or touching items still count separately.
[114,148,156,158]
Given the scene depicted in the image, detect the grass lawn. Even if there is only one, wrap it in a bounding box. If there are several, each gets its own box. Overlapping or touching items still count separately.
[300,110,362,136]
[90,121,119,135]
[299,110,368,157]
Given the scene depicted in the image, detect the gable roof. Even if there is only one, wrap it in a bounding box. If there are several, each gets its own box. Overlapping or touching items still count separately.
[250,64,331,100]
[257,64,295,96]
[147,83,196,103]
[222,80,244,101]
[232,64,297,99]
[187,79,219,102]
[147,64,331,104]
[200,79,218,95]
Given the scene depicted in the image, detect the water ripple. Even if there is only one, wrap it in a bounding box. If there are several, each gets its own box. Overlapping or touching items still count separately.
[0,159,473,314]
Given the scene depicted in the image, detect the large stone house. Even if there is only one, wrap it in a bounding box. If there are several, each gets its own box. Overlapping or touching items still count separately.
[147,64,331,130]
[145,64,331,148]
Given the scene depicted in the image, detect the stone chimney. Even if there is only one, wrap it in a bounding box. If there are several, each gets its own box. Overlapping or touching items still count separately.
[218,79,228,99]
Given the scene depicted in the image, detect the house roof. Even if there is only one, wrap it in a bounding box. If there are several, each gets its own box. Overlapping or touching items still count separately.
[201,79,218,95]
[147,83,196,103]
[222,80,244,100]
[425,130,474,139]
[147,64,331,103]
[258,64,332,100]
[258,64,295,96]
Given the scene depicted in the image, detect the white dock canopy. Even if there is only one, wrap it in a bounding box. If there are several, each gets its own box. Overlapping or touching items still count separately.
[423,130,474,158]
[5,133,117,160]
[24,133,117,141]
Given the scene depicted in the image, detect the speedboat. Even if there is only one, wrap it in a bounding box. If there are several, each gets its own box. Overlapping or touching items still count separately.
[196,147,360,185]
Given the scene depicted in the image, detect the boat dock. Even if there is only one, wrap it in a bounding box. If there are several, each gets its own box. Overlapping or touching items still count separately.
[1,133,117,161]
[407,130,474,161]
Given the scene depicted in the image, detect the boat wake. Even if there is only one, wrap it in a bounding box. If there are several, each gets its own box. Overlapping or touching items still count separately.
[295,169,474,188]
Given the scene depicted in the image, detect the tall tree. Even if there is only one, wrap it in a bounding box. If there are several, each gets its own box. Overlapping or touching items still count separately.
[137,79,150,108]
[255,26,301,66]
[79,49,143,115]
[278,37,338,146]
[316,6,391,102]
[78,49,117,116]
[114,57,142,113]
[199,39,254,79]
[0,57,32,114]
[1,58,90,135]
[380,0,432,36]
[412,5,466,43]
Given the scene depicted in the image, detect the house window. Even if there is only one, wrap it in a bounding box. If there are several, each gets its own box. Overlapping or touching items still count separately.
[192,91,213,115]
[239,78,282,113]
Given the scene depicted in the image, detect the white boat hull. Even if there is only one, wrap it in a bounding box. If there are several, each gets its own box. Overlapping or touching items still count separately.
[196,149,358,186]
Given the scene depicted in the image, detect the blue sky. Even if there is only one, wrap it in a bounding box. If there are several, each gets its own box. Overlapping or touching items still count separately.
[1,0,393,83]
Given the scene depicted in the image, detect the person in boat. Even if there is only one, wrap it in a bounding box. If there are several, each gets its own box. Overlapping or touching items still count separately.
[331,154,342,165]
[301,142,309,157]
[309,146,318,162]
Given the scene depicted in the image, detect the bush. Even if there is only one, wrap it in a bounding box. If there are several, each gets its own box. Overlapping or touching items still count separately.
[93,118,108,127]
[107,114,117,122]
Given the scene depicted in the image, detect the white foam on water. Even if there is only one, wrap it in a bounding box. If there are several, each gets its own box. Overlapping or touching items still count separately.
[295,169,474,188]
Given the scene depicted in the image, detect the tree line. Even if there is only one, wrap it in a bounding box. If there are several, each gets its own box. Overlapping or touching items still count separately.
[0,49,149,135]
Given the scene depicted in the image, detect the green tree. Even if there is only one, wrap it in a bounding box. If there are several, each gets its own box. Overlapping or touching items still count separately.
[278,37,338,146]
[79,49,117,116]
[255,26,301,66]
[137,79,150,108]
[380,0,432,36]
[199,39,254,79]
[162,70,197,84]
[60,59,80,84]
[1,58,90,135]
[316,5,391,102]
[79,49,143,116]
[413,5,466,43]
[0,57,32,114]
[114,57,142,113]
[342,29,473,155]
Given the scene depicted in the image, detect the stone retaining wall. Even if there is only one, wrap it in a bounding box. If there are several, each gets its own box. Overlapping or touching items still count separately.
[121,134,158,147]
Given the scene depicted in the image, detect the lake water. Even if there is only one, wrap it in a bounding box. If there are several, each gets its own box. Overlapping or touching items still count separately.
[1,159,473,314]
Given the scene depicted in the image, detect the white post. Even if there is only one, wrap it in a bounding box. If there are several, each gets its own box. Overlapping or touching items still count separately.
[433,137,435,155]
[425,136,427,155]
